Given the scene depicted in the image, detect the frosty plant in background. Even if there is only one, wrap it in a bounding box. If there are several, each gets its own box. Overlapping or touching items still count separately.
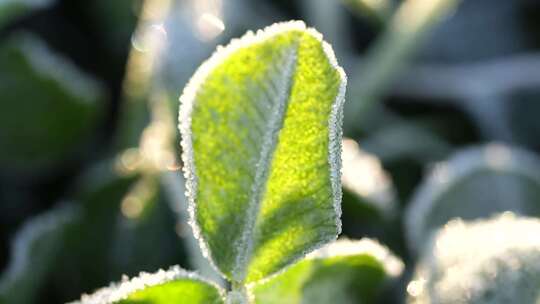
[72,20,404,304]
[408,213,540,304]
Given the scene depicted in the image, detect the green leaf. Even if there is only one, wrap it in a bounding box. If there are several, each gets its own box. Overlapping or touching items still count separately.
[407,213,540,304]
[162,171,224,284]
[0,204,76,304]
[405,144,540,254]
[251,238,403,304]
[0,32,104,173]
[179,21,346,283]
[70,266,224,304]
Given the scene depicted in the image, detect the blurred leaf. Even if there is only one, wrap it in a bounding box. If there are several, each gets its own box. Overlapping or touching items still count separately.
[70,266,224,304]
[0,204,76,304]
[252,238,403,304]
[179,21,346,283]
[344,0,461,133]
[417,0,540,62]
[0,33,104,174]
[360,121,451,163]
[405,144,540,254]
[162,171,224,284]
[408,213,540,304]
[0,0,54,28]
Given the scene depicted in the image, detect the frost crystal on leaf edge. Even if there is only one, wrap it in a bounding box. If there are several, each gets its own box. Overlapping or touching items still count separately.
[69,265,225,304]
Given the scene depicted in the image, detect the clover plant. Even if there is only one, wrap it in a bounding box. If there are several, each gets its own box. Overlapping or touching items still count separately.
[70,20,404,304]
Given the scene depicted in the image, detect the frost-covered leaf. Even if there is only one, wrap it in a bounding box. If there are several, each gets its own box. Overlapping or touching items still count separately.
[179,21,347,283]
[407,213,540,304]
[405,143,540,254]
[251,238,403,304]
[0,0,53,28]
[162,171,224,284]
[0,204,76,304]
[0,32,104,173]
[71,266,225,304]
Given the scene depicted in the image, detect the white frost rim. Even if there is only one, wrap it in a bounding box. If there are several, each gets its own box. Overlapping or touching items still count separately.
[247,237,404,290]
[308,238,404,278]
[178,20,347,281]
[69,265,225,304]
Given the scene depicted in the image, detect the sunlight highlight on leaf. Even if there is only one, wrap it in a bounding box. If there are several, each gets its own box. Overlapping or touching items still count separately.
[70,266,225,304]
[179,20,346,283]
[405,143,540,254]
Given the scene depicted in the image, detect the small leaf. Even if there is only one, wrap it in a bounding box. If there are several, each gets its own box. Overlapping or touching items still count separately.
[405,143,540,254]
[179,21,347,283]
[340,138,400,247]
[70,266,225,304]
[0,204,76,304]
[407,213,540,304]
[251,238,403,304]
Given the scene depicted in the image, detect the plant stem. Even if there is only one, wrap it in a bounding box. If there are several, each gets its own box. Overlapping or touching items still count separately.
[226,282,249,304]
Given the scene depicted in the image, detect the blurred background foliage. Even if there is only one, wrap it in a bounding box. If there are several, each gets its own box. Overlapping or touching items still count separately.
[1,0,540,303]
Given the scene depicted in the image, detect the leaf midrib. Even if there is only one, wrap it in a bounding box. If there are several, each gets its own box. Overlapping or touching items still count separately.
[232,40,300,283]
